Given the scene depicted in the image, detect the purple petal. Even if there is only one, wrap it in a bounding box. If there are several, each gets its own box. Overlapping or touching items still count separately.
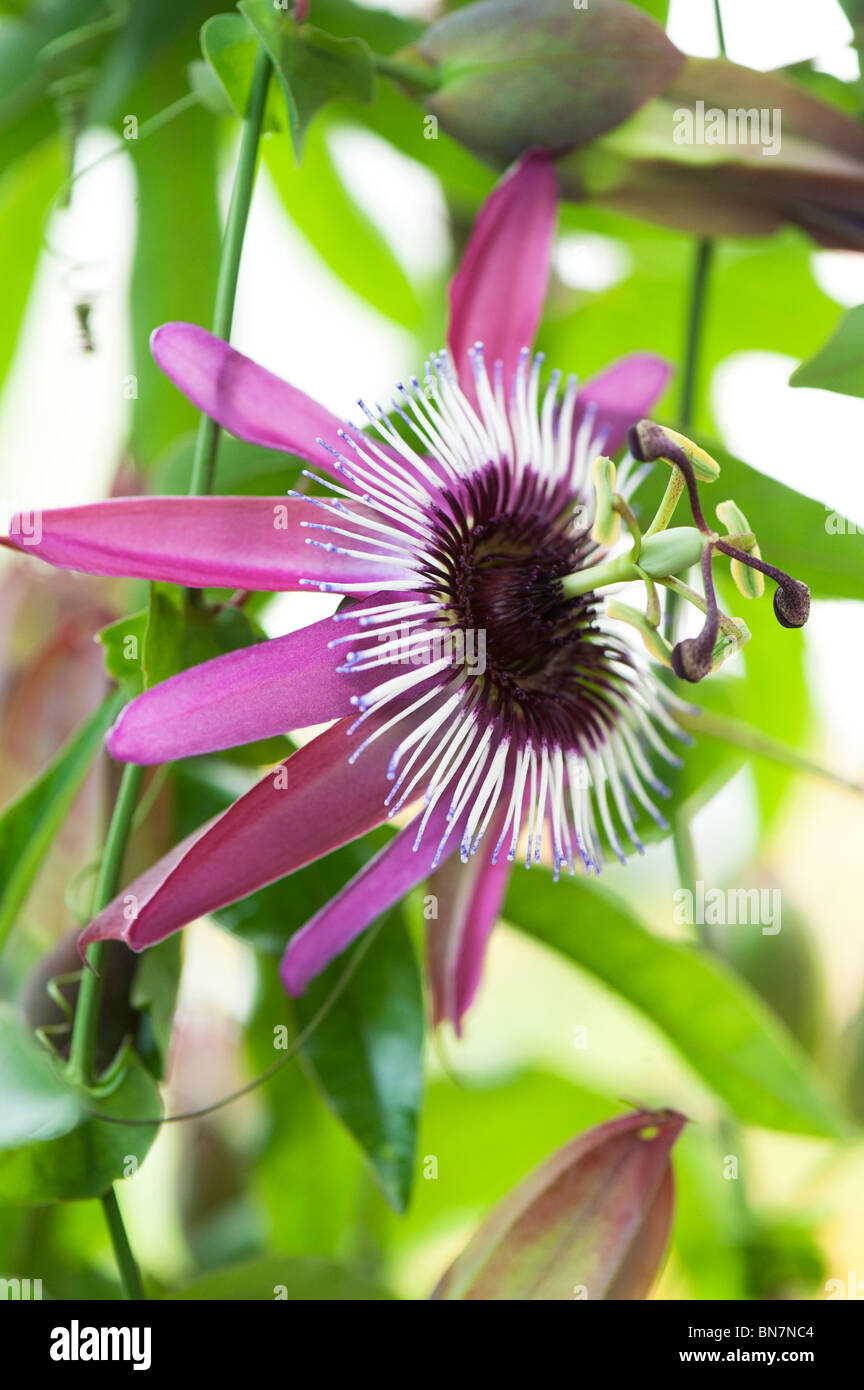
[107,608,382,765]
[448,150,558,399]
[79,716,409,955]
[576,353,673,456]
[151,323,354,476]
[280,795,457,997]
[426,807,512,1034]
[4,496,410,591]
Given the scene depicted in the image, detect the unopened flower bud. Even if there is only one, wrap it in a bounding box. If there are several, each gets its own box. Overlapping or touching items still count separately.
[432,1108,685,1300]
[412,0,683,167]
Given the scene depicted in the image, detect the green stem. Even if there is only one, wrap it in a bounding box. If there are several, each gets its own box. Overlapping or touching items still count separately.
[188,48,272,498]
[101,1188,146,1301]
[679,238,714,433]
[65,761,146,1302]
[67,763,146,1085]
[562,551,638,598]
[676,708,864,794]
[373,53,441,93]
[713,0,728,56]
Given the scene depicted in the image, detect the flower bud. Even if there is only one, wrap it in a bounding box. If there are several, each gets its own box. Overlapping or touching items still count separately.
[716,499,764,599]
[412,0,683,167]
[432,1108,685,1300]
[638,527,705,579]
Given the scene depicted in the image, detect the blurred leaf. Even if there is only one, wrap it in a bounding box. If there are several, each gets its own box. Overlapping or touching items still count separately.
[128,59,221,466]
[98,610,147,696]
[629,0,671,21]
[309,0,422,52]
[172,760,421,1210]
[155,431,305,497]
[0,138,63,390]
[264,122,422,328]
[539,230,842,433]
[790,303,864,397]
[142,584,263,689]
[199,12,286,130]
[840,989,864,1125]
[239,4,376,157]
[505,870,844,1137]
[131,935,182,1079]
[708,907,826,1059]
[0,691,122,952]
[0,1011,160,1203]
[295,915,424,1214]
[187,57,235,118]
[173,1253,392,1299]
[671,1125,749,1299]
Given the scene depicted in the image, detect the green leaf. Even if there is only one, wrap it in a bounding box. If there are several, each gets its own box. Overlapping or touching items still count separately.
[199,13,287,130]
[131,936,183,1080]
[0,138,63,390]
[173,1254,392,1299]
[187,57,236,118]
[155,431,305,497]
[790,303,864,397]
[0,1011,160,1203]
[635,434,864,602]
[504,870,844,1138]
[264,121,422,329]
[239,3,376,156]
[128,56,221,466]
[173,763,423,1210]
[295,915,424,1214]
[0,691,123,952]
[142,584,263,689]
[98,611,148,696]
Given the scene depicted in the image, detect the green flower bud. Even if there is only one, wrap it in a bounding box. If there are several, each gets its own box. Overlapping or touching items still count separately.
[638,527,705,579]
[716,499,764,599]
[412,0,683,168]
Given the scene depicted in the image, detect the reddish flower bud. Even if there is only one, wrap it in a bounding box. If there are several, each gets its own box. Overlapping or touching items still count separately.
[432,1108,685,1300]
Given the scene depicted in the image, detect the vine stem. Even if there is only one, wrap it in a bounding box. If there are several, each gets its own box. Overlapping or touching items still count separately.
[64,45,273,1298]
[188,47,272,498]
[372,53,441,93]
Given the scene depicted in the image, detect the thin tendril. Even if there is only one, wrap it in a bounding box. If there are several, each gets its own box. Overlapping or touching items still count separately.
[83,919,385,1127]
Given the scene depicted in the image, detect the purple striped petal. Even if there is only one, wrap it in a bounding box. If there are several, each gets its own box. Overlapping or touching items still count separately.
[448,150,558,399]
[426,805,512,1034]
[4,496,410,591]
[576,353,673,456]
[107,609,379,765]
[79,717,407,955]
[279,795,458,997]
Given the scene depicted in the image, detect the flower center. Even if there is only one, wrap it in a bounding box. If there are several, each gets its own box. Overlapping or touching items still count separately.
[425,464,627,747]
